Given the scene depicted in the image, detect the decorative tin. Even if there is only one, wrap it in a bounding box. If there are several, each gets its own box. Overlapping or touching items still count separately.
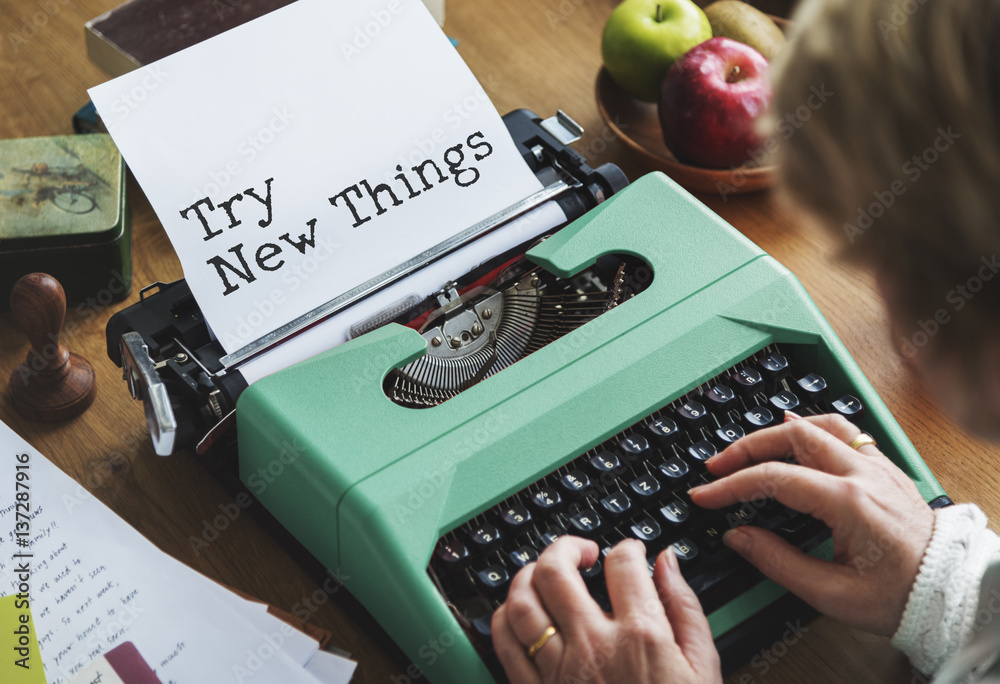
[0,134,131,310]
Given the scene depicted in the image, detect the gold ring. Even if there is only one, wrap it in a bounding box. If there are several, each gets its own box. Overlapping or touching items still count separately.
[848,433,877,450]
[527,625,557,659]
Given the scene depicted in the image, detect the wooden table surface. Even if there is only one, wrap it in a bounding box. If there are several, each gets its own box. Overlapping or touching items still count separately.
[1,1,998,682]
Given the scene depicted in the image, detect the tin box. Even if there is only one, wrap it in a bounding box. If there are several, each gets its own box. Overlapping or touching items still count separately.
[0,134,131,310]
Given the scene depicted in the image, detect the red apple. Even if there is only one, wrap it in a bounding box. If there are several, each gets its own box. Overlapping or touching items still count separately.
[658,37,771,169]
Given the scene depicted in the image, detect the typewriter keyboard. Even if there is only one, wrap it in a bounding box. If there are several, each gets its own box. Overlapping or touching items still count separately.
[429,345,858,652]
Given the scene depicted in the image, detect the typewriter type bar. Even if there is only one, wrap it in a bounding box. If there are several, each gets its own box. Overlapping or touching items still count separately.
[106,110,629,456]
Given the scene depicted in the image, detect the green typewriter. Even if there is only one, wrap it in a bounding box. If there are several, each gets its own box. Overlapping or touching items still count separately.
[231,171,949,683]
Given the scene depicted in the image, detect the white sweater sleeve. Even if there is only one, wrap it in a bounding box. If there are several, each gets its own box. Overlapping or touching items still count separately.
[892,504,1000,676]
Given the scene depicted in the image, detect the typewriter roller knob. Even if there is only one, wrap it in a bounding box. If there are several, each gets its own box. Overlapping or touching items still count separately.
[8,273,97,422]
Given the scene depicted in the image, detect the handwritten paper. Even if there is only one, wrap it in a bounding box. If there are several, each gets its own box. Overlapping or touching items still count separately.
[89,0,543,354]
[0,421,355,683]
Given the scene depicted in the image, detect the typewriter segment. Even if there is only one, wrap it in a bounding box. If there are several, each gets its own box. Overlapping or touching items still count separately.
[385,255,648,407]
[429,344,855,659]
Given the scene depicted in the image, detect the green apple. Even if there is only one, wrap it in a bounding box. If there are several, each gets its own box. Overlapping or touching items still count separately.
[602,0,713,102]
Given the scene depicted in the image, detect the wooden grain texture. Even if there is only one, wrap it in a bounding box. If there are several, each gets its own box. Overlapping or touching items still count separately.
[0,1,997,683]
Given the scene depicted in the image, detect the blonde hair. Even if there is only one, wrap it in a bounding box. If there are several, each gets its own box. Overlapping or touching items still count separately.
[769,0,1000,356]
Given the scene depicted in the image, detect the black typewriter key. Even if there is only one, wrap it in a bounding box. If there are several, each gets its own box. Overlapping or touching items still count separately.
[676,399,709,429]
[759,353,790,383]
[530,487,562,513]
[539,527,564,547]
[687,439,717,463]
[722,504,758,528]
[796,373,829,404]
[558,470,591,498]
[472,612,494,638]
[743,405,778,431]
[619,433,650,455]
[768,389,801,415]
[580,558,603,581]
[704,385,737,415]
[715,422,745,445]
[732,367,764,398]
[435,540,470,568]
[698,518,727,550]
[509,546,539,568]
[776,513,812,535]
[629,473,661,500]
[568,511,603,538]
[671,538,699,562]
[660,499,690,526]
[647,416,681,444]
[631,517,662,542]
[600,492,632,517]
[499,504,532,531]
[467,523,502,552]
[476,564,511,593]
[753,499,785,527]
[658,456,690,483]
[589,450,620,476]
[832,394,865,422]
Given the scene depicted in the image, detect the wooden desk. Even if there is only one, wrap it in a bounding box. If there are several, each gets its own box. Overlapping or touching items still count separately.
[1,1,997,682]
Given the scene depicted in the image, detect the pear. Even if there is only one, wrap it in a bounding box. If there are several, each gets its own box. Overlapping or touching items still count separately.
[703,1,786,61]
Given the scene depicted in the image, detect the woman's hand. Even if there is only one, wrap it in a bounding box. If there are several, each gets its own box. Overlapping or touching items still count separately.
[491,536,722,684]
[689,413,935,637]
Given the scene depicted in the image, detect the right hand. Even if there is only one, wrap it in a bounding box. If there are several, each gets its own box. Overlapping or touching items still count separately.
[688,414,935,637]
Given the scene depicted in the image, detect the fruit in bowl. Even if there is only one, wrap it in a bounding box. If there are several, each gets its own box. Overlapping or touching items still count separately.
[657,36,771,169]
[703,0,786,61]
[601,0,713,103]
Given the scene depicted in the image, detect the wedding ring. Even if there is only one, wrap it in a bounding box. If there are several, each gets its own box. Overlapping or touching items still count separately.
[527,625,557,659]
[848,433,877,450]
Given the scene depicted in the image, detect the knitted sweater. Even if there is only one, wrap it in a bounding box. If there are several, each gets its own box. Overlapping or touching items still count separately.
[892,504,1000,682]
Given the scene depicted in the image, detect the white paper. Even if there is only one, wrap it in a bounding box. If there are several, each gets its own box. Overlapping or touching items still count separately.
[0,422,351,684]
[303,650,358,682]
[89,0,542,354]
[224,599,319,667]
[64,658,128,684]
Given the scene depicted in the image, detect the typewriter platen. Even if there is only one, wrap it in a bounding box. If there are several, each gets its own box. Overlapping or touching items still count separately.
[108,118,950,683]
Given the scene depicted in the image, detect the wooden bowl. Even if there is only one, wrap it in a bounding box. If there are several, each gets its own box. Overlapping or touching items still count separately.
[596,18,789,196]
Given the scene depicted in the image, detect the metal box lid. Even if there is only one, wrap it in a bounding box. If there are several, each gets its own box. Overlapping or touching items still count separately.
[0,134,125,250]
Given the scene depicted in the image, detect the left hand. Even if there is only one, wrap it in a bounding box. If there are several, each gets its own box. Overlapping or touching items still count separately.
[490,536,722,684]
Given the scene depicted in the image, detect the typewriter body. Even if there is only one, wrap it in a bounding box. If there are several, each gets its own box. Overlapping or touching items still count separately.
[108,113,949,683]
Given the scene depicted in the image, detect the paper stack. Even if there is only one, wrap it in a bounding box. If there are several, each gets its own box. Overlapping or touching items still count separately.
[0,420,356,684]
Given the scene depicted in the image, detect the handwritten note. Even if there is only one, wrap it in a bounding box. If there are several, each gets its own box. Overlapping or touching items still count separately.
[89,0,542,354]
[0,421,354,683]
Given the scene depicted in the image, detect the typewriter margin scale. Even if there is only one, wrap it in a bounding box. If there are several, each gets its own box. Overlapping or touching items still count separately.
[106,112,952,684]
